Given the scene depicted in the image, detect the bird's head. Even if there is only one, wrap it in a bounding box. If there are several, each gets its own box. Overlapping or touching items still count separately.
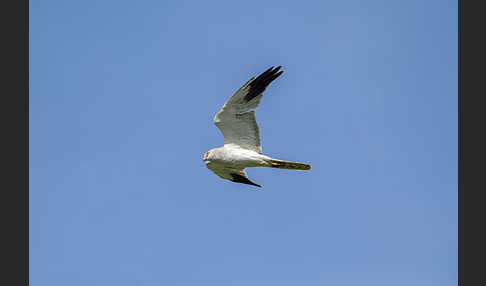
[202,151,210,162]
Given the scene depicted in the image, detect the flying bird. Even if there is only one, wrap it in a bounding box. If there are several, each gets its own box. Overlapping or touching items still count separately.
[203,66,311,188]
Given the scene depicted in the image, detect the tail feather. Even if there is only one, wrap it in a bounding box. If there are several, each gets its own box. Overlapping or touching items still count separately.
[267,159,311,170]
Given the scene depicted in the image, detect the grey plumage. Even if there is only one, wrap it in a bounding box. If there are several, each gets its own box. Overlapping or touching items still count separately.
[203,66,311,188]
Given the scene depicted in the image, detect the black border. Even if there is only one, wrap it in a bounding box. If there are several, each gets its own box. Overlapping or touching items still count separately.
[459,0,484,285]
[1,0,29,285]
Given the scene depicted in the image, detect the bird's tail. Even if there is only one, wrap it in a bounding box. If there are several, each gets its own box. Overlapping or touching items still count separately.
[266,158,311,170]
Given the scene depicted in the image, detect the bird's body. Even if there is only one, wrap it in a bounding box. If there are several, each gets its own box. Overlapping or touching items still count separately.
[203,66,311,188]
[205,145,271,169]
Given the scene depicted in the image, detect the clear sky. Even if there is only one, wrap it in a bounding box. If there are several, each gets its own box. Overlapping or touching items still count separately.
[30,0,457,285]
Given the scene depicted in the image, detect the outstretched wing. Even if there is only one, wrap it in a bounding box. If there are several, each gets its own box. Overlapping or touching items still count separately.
[213,66,284,154]
[206,163,262,187]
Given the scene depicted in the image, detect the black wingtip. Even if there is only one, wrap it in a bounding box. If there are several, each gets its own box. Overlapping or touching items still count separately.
[244,65,284,102]
[230,173,262,188]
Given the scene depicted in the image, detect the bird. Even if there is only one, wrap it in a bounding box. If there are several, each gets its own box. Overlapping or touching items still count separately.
[203,66,311,188]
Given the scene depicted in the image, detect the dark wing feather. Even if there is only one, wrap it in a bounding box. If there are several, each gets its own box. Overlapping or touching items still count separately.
[244,66,283,102]
[231,173,262,188]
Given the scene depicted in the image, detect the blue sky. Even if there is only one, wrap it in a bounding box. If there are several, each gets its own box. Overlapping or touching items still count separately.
[30,0,457,285]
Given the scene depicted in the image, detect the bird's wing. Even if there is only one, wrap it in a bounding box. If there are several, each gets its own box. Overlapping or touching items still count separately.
[213,66,284,154]
[206,163,262,187]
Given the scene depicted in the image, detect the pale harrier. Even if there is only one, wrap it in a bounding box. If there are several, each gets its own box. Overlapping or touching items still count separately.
[203,66,311,187]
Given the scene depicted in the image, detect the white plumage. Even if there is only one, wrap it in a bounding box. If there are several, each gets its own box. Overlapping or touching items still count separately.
[203,66,311,187]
